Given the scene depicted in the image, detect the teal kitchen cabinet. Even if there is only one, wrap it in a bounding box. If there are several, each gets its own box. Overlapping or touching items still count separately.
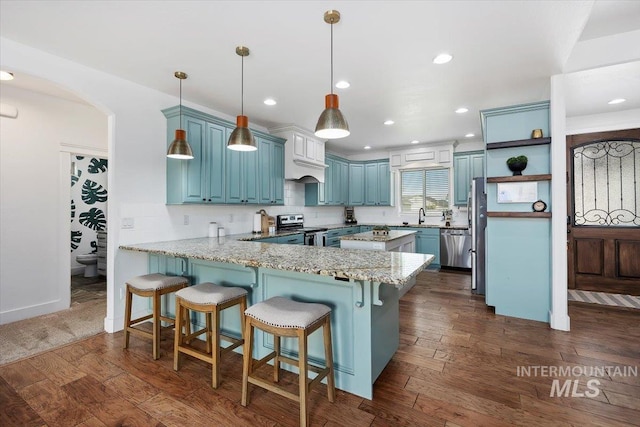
[407,228,440,268]
[480,101,551,323]
[331,157,349,205]
[258,137,285,205]
[453,151,484,206]
[348,163,365,205]
[305,182,326,206]
[278,233,304,245]
[165,115,226,204]
[364,160,391,206]
[306,155,347,206]
[225,139,258,204]
[164,106,285,205]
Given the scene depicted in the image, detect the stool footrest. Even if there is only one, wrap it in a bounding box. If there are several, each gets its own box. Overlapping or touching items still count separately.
[129,314,153,325]
[252,351,277,371]
[248,376,299,402]
[220,337,243,355]
[308,367,330,390]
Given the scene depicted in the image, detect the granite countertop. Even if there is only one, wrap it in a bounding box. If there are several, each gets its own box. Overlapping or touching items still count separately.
[340,230,417,242]
[120,237,434,287]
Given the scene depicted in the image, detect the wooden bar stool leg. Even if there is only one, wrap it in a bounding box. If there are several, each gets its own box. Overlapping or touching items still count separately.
[323,316,335,402]
[152,291,161,360]
[212,308,221,388]
[273,335,281,382]
[298,328,309,427]
[173,299,183,371]
[241,318,253,407]
[123,285,133,349]
[206,311,213,354]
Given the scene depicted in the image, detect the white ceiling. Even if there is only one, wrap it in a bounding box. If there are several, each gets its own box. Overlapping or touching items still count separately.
[1,1,638,155]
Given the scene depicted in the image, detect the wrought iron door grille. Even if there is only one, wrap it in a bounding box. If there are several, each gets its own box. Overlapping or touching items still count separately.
[572,139,639,226]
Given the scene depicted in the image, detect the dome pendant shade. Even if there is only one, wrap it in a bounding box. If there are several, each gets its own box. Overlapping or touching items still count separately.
[227,115,257,151]
[315,94,350,139]
[167,129,194,159]
[227,46,257,151]
[167,71,194,159]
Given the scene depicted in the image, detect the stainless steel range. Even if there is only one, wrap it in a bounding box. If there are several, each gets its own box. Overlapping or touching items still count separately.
[276,214,328,246]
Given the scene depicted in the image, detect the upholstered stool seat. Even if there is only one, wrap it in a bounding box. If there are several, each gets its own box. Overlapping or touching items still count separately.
[123,273,189,360]
[241,296,335,427]
[174,282,248,388]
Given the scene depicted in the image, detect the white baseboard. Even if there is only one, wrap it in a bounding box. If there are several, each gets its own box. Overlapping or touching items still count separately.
[0,299,69,325]
[549,310,570,331]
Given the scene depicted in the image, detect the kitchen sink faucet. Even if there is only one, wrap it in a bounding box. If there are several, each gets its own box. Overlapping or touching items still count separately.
[418,207,426,224]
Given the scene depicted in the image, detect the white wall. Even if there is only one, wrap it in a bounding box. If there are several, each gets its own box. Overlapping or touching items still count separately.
[0,85,107,324]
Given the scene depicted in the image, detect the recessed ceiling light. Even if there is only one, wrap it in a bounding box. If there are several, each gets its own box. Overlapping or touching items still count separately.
[335,80,350,89]
[0,71,14,81]
[433,53,453,64]
[411,140,419,144]
[608,98,626,105]
[263,98,277,106]
[455,107,469,114]
[383,120,394,125]
[364,146,371,150]
[465,133,475,138]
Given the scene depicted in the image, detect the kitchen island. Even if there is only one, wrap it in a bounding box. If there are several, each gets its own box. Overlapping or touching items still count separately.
[120,237,434,399]
[340,230,416,252]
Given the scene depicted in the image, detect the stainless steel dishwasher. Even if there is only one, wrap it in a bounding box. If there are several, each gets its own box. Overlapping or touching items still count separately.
[440,228,472,268]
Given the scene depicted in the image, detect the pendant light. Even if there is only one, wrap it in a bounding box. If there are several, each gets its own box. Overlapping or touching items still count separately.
[315,10,350,140]
[227,46,257,151]
[167,71,194,159]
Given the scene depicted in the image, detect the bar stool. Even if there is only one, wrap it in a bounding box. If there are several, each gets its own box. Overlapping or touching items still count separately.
[123,273,189,360]
[173,282,248,388]
[241,296,335,427]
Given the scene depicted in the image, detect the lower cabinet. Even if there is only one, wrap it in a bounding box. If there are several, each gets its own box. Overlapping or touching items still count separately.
[256,233,304,245]
[395,228,440,268]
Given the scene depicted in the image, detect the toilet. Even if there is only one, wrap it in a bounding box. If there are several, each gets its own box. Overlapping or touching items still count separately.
[76,253,98,277]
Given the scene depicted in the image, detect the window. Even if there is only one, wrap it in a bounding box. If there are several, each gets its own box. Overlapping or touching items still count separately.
[400,168,449,215]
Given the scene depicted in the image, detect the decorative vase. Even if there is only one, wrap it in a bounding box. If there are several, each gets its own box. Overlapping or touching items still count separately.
[507,160,527,175]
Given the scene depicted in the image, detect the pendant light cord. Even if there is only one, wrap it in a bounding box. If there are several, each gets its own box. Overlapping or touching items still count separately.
[179,77,183,129]
[241,54,244,116]
[330,21,334,95]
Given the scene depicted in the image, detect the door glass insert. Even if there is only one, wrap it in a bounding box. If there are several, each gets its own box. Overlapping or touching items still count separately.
[572,139,640,226]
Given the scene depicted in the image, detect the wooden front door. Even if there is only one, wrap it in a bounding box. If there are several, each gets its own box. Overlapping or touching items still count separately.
[567,128,640,295]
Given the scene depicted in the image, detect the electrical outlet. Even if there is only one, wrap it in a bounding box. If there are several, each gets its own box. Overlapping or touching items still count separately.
[121,217,134,229]
[119,287,124,300]
[184,215,189,225]
[229,214,234,223]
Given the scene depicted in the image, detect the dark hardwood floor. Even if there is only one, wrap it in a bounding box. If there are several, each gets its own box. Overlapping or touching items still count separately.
[1,270,639,426]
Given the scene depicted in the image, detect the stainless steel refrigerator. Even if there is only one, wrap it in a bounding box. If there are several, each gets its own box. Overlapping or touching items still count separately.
[468,177,487,295]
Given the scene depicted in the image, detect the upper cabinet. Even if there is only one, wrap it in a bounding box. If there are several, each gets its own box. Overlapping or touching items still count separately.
[453,151,485,206]
[306,156,392,207]
[257,137,285,205]
[270,125,327,183]
[163,106,285,205]
[364,160,390,206]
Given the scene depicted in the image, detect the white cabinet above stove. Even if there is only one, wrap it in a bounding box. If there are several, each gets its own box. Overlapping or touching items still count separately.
[270,125,327,183]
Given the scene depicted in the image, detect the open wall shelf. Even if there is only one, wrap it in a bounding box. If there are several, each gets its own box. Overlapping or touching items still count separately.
[487,212,552,218]
[487,174,552,183]
[486,137,551,150]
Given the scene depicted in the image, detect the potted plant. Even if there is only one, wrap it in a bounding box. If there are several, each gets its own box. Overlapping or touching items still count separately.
[506,155,528,176]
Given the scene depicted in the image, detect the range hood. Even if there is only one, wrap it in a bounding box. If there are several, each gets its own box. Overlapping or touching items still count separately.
[270,125,327,183]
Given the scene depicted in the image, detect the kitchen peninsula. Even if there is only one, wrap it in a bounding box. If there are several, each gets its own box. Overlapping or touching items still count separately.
[120,237,434,399]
